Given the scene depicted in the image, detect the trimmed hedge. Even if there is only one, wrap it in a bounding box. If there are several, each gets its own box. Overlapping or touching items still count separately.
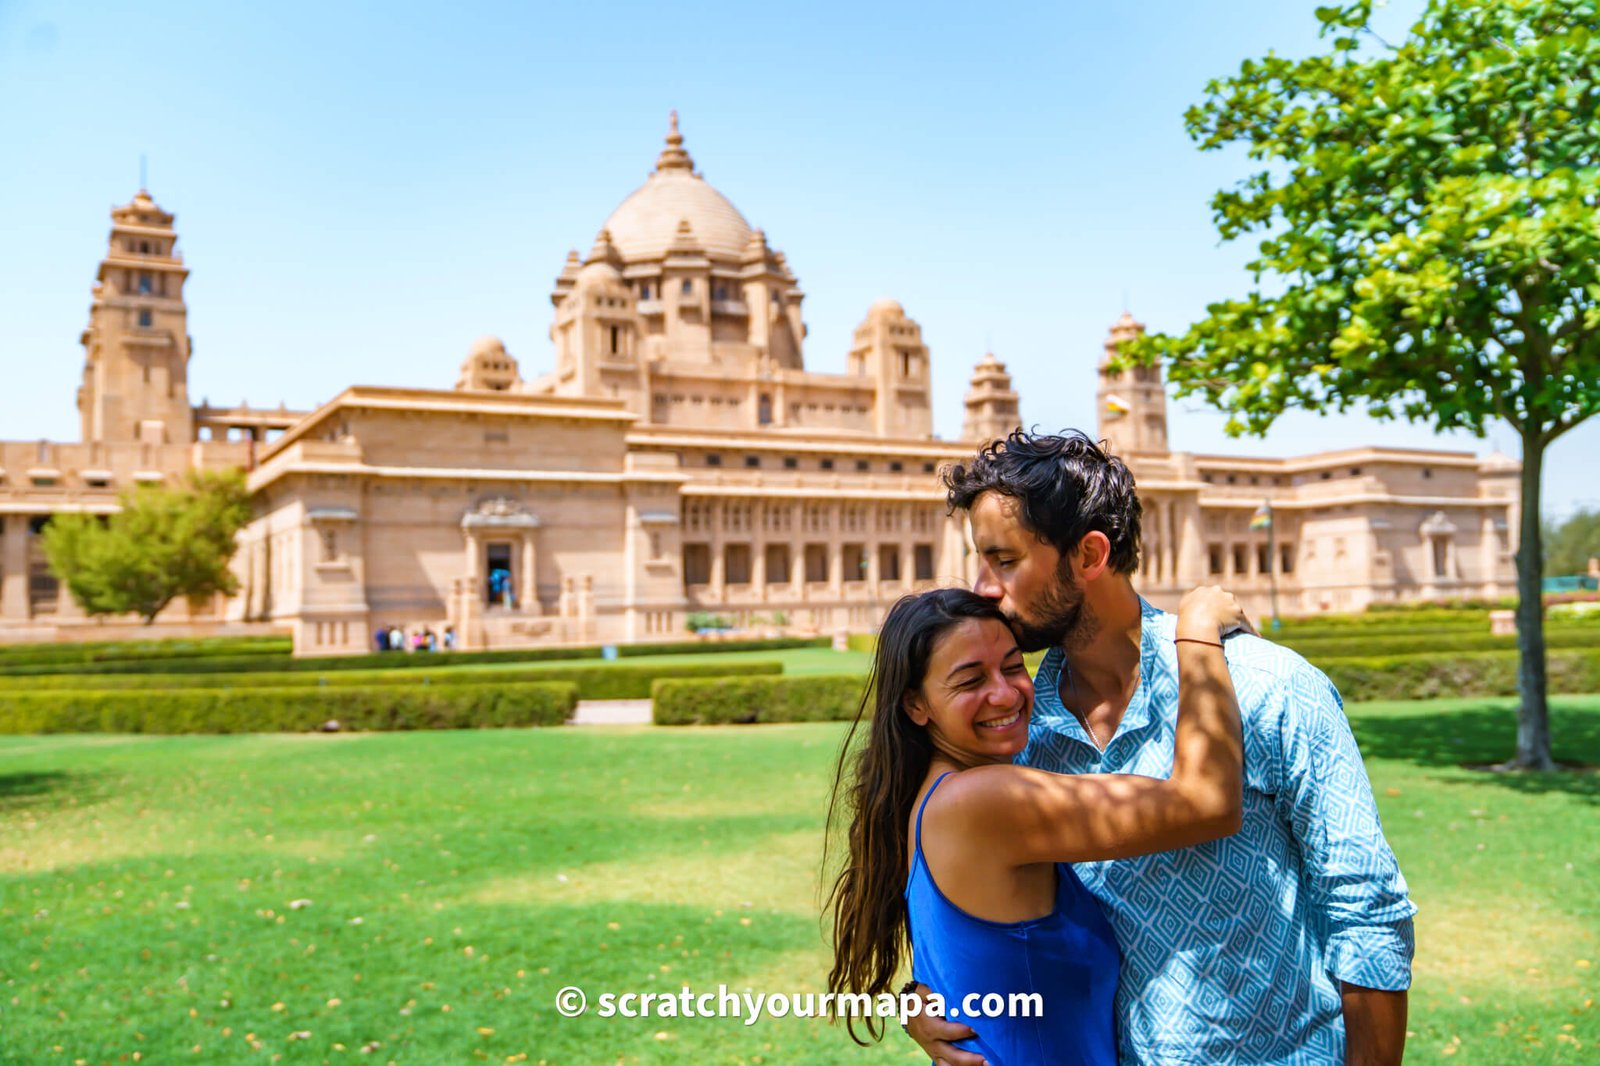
[0,636,825,677]
[0,681,578,734]
[1320,648,1600,702]
[652,674,864,725]
[1284,626,1600,661]
[0,635,290,669]
[616,636,828,657]
[0,660,785,700]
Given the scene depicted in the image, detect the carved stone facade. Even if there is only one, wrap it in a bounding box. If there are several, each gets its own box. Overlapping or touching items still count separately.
[0,118,1520,650]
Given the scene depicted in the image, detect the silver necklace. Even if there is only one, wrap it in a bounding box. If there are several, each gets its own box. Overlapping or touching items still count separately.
[1061,658,1104,750]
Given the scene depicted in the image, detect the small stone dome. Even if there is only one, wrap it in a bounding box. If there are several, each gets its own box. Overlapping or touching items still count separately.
[868,298,906,317]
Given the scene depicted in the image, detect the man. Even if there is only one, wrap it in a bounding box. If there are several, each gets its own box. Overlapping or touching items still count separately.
[906,430,1414,1065]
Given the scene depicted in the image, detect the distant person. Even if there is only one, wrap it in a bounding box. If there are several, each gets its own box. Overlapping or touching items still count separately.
[827,585,1248,1064]
[443,625,457,651]
[373,628,388,653]
[898,431,1414,1064]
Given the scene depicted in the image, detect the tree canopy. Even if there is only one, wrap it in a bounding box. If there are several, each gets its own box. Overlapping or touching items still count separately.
[1125,0,1600,768]
[40,469,251,624]
[1544,508,1600,578]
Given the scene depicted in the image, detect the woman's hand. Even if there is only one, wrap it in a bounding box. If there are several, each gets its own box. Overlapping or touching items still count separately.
[1176,585,1256,643]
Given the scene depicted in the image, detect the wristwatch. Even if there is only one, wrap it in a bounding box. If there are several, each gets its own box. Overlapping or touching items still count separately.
[898,979,922,1031]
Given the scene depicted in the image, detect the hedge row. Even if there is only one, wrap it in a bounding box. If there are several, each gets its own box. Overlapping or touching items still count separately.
[0,636,828,677]
[1283,626,1600,661]
[652,674,864,725]
[0,635,290,669]
[1320,648,1600,702]
[0,660,785,701]
[0,681,578,735]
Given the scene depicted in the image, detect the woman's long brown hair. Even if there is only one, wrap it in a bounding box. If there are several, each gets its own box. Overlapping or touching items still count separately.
[823,588,1010,1044]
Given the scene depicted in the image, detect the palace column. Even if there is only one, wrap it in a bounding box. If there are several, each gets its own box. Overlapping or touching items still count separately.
[789,502,806,603]
[0,517,27,622]
[521,532,537,614]
[752,502,768,602]
[709,500,726,600]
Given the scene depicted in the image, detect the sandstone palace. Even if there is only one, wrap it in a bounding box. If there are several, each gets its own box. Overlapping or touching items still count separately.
[1,117,1521,654]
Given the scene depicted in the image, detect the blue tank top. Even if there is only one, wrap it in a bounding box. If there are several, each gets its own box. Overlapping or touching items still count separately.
[905,771,1120,1065]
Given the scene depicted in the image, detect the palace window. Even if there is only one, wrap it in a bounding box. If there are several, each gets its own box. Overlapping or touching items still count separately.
[914,544,935,581]
[889,461,903,473]
[1232,545,1248,574]
[804,544,829,583]
[820,458,834,471]
[783,456,797,469]
[138,309,153,328]
[138,272,153,294]
[609,326,620,354]
[855,459,869,472]
[683,543,711,585]
[1257,544,1271,575]
[879,545,902,582]
[640,283,651,299]
[681,279,693,295]
[705,454,721,467]
[923,462,935,474]
[765,544,790,584]
[758,394,772,425]
[745,455,760,468]
[1280,544,1295,574]
[724,544,752,585]
[842,544,867,581]
[1208,544,1224,575]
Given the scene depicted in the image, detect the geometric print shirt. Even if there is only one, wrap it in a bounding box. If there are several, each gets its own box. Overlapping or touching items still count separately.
[1017,599,1416,1064]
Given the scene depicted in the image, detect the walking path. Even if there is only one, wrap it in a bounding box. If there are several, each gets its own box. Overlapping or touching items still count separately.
[569,699,653,726]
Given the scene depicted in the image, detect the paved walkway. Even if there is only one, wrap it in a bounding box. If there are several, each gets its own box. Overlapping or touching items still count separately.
[570,699,653,726]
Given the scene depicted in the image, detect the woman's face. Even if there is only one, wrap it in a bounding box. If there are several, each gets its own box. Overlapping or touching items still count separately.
[904,616,1034,765]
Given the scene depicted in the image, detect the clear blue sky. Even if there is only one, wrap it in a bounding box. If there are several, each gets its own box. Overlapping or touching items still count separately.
[2,0,1594,519]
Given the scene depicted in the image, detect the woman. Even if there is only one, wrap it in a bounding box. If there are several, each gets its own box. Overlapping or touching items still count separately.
[826,586,1247,1063]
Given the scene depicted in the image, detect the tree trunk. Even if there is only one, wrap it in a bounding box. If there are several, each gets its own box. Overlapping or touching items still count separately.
[1511,429,1555,770]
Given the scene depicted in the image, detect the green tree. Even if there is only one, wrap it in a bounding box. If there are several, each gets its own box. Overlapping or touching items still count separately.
[1544,508,1600,578]
[40,469,251,624]
[1126,0,1600,769]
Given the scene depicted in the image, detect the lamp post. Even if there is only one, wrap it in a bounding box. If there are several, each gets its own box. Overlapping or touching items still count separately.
[1252,499,1281,630]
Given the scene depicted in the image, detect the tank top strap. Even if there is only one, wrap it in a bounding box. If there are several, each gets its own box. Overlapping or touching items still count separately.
[914,770,959,857]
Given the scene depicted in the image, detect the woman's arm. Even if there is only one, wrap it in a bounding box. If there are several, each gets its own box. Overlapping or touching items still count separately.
[943,586,1247,865]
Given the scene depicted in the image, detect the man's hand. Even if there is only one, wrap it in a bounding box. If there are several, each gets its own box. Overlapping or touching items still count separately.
[903,983,987,1066]
[1342,983,1407,1066]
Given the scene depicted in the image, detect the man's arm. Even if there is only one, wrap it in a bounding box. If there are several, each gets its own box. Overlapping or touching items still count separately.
[1342,983,1408,1066]
[1278,664,1416,1066]
[903,984,985,1066]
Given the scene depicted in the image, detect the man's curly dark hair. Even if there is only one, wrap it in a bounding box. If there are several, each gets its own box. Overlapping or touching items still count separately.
[941,429,1142,575]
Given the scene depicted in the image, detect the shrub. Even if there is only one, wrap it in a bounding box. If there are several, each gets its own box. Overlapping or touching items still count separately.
[0,636,822,677]
[0,635,289,669]
[0,660,785,700]
[652,674,865,725]
[1284,626,1600,661]
[1320,648,1600,703]
[0,681,579,735]
[846,633,877,654]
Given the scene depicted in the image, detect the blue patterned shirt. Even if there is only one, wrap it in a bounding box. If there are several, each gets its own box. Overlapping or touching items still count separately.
[1017,599,1415,1064]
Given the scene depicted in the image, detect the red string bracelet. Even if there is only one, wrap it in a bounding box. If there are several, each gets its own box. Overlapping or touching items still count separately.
[1173,637,1224,648]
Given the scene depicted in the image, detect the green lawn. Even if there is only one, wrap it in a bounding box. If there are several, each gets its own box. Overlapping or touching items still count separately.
[0,699,1596,1064]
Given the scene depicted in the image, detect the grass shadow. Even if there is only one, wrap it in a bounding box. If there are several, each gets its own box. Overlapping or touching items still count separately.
[0,771,75,810]
[1350,700,1600,802]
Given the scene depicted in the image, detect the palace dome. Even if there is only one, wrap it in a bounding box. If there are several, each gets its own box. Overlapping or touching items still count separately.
[599,113,753,261]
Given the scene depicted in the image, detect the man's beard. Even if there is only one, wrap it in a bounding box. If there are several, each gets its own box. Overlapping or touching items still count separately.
[1008,560,1100,653]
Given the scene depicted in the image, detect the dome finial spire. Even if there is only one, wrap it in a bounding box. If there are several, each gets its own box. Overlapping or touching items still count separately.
[655,110,695,172]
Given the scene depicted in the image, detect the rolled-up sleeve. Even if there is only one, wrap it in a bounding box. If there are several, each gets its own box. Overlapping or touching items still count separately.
[1279,665,1417,991]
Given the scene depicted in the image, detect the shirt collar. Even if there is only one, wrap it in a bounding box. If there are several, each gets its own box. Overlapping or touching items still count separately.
[1031,597,1168,751]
